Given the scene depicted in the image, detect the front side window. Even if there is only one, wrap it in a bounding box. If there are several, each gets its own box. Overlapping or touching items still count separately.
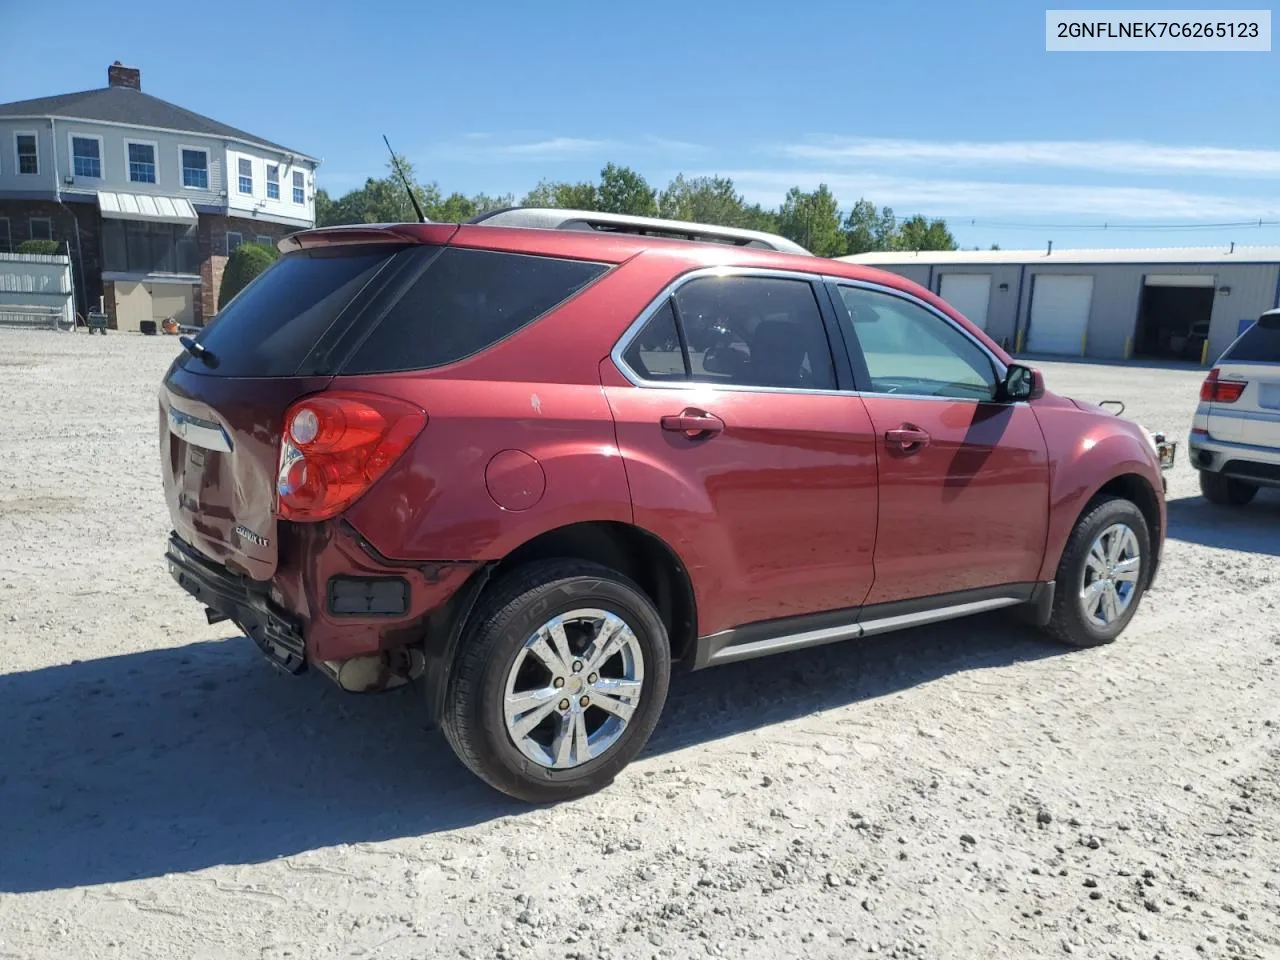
[266,164,280,200]
[16,133,38,175]
[238,158,253,195]
[72,136,101,178]
[622,275,837,391]
[182,149,208,189]
[836,285,998,401]
[292,170,305,204]
[127,142,156,183]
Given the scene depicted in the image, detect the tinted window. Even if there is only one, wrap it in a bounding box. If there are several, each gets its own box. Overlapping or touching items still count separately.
[837,286,998,400]
[189,246,395,377]
[669,276,836,390]
[344,248,609,374]
[621,302,687,380]
[1222,318,1280,363]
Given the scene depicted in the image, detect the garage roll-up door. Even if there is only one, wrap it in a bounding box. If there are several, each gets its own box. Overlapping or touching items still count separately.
[939,274,991,330]
[1027,275,1094,355]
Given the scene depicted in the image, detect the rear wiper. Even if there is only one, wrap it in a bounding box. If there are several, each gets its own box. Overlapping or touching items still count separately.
[179,335,219,369]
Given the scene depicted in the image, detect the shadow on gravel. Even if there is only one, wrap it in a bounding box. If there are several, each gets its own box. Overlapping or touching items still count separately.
[1165,492,1280,557]
[0,613,1061,893]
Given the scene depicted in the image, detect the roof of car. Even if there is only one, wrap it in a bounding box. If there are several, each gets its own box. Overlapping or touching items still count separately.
[466,207,814,256]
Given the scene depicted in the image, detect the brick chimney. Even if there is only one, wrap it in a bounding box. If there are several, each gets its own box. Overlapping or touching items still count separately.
[107,61,141,91]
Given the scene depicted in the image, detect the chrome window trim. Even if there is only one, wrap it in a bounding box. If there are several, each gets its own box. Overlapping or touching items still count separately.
[610,265,1014,405]
[610,265,852,398]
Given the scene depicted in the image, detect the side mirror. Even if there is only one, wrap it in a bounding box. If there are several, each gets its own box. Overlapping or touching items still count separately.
[1258,312,1280,331]
[1001,363,1045,402]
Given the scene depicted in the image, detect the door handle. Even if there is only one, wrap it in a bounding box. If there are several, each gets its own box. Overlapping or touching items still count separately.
[885,424,930,454]
[660,408,724,438]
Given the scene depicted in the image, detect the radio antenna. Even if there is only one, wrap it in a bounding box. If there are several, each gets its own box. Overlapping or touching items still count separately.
[382,134,427,223]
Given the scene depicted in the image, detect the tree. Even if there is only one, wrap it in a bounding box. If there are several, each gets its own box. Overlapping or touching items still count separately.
[658,174,761,228]
[893,214,957,252]
[16,239,61,255]
[218,242,279,308]
[776,184,846,256]
[520,178,599,209]
[842,199,881,254]
[597,163,658,216]
[312,157,962,253]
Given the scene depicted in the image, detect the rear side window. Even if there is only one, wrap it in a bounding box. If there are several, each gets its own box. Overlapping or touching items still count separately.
[1222,319,1280,363]
[342,248,609,374]
[620,276,837,391]
[189,246,396,377]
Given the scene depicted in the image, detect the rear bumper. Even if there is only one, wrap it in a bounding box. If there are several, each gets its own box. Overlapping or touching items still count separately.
[1188,434,1280,488]
[166,533,308,673]
[166,524,481,672]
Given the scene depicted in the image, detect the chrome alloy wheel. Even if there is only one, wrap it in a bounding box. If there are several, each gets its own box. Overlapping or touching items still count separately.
[1079,522,1142,628]
[502,609,645,769]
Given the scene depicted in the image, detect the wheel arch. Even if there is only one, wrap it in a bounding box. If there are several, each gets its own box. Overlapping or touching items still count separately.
[421,520,698,726]
[1072,471,1164,586]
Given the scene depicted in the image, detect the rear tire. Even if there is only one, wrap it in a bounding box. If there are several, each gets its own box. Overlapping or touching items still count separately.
[1198,469,1257,507]
[441,559,670,803]
[1043,496,1151,649]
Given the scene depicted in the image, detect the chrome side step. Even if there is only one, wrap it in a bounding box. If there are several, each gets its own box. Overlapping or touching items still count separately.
[702,592,1033,668]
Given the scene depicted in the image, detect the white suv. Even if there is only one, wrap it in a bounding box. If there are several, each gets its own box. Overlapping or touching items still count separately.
[1190,309,1280,506]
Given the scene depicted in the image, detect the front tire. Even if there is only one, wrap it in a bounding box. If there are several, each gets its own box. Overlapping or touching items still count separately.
[1199,469,1257,507]
[1043,496,1151,648]
[442,559,671,803]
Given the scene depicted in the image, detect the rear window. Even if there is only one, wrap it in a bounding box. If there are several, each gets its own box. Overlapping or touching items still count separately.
[1222,319,1280,363]
[341,247,609,374]
[187,246,396,377]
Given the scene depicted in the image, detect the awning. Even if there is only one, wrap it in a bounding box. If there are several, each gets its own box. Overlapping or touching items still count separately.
[97,192,198,226]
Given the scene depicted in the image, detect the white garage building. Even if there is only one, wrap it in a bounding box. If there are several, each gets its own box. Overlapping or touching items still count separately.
[838,246,1280,365]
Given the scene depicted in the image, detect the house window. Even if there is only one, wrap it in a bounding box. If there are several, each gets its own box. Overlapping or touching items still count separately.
[266,164,280,200]
[71,136,102,178]
[16,133,38,175]
[226,231,243,255]
[127,141,157,183]
[181,148,208,189]
[101,221,199,274]
[237,158,253,195]
[29,217,53,241]
[292,170,305,204]
[0,218,11,252]
[255,234,273,247]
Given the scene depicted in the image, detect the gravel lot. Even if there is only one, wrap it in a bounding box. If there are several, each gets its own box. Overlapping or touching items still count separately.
[1,329,1277,960]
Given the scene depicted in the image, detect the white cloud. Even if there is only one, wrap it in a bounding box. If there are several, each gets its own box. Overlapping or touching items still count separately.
[497,137,619,158]
[779,137,1280,178]
[714,169,1280,220]
[426,134,706,163]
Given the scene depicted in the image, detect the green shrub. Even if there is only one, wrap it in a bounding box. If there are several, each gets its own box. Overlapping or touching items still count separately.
[16,239,61,255]
[218,241,280,307]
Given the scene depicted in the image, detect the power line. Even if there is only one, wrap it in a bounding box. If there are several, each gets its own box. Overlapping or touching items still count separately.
[855,214,1280,233]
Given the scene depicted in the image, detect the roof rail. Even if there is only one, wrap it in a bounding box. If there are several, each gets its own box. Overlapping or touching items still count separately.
[466,207,812,256]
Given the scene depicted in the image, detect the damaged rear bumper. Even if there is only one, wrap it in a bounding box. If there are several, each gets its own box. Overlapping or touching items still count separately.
[166,532,307,673]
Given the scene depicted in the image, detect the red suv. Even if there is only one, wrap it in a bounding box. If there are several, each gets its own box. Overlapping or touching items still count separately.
[160,209,1171,802]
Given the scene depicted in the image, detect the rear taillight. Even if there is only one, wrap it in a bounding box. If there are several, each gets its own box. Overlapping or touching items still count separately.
[1199,368,1246,403]
[276,392,426,521]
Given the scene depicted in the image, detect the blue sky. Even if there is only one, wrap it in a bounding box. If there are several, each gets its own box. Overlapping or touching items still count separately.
[4,0,1278,249]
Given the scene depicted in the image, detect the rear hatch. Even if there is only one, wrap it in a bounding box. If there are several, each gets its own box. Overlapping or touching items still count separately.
[160,241,418,579]
[1205,319,1280,448]
[160,225,614,579]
